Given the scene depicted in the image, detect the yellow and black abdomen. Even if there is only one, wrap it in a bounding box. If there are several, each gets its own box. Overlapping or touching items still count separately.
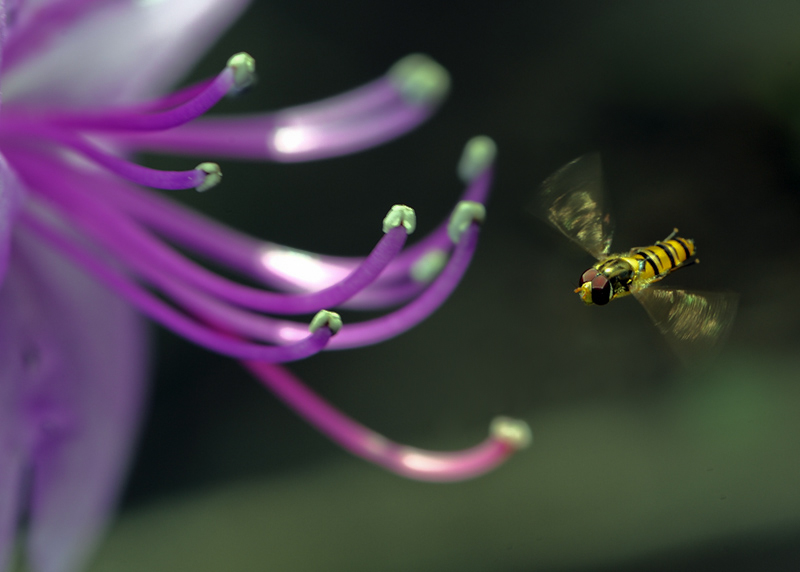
[630,237,695,282]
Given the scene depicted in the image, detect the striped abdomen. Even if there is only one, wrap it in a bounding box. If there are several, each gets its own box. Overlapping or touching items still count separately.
[631,237,695,281]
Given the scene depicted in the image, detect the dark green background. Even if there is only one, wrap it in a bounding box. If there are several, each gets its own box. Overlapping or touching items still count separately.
[96,2,800,571]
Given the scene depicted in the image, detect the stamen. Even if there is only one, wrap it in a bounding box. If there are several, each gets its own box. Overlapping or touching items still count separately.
[448,200,486,244]
[18,207,333,362]
[33,174,476,351]
[350,142,495,289]
[245,361,530,481]
[35,53,255,132]
[100,55,450,162]
[267,105,431,161]
[89,137,495,313]
[0,119,224,191]
[45,130,222,190]
[122,79,218,113]
[328,223,481,349]
[7,150,412,322]
[47,195,409,319]
[0,24,512,487]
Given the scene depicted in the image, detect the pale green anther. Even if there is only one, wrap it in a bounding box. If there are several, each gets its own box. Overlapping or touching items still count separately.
[447,200,486,244]
[194,162,222,192]
[490,417,533,449]
[309,310,343,334]
[382,204,417,234]
[227,52,256,92]
[457,136,497,183]
[388,54,450,105]
[410,249,448,283]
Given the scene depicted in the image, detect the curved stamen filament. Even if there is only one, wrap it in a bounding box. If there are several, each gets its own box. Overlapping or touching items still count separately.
[63,184,480,350]
[0,35,522,485]
[19,206,335,361]
[364,168,492,286]
[87,221,472,350]
[121,79,219,113]
[0,121,224,191]
[10,142,484,356]
[268,106,433,162]
[245,360,531,482]
[92,140,495,309]
[77,200,411,316]
[65,192,468,348]
[105,99,433,162]
[13,148,413,315]
[65,131,221,191]
[329,221,481,349]
[101,54,450,161]
[23,53,255,132]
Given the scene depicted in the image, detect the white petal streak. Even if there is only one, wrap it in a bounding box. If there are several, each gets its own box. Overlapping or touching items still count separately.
[3,0,251,106]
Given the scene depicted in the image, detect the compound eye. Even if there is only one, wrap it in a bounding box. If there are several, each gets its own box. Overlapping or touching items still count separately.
[579,268,598,287]
[590,274,612,305]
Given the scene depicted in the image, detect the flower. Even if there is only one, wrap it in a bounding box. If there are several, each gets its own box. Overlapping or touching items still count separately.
[0,1,531,571]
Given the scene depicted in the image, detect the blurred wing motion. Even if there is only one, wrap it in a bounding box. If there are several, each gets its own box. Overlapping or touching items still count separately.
[533,153,613,259]
[634,287,739,365]
[533,153,738,364]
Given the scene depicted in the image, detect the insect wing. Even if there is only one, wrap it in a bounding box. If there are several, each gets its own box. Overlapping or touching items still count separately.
[532,153,613,259]
[633,287,739,365]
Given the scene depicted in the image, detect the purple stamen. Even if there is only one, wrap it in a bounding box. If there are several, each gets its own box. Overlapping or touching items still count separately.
[329,211,482,349]
[19,206,335,362]
[0,40,530,496]
[0,120,224,192]
[10,149,414,317]
[86,137,495,312]
[245,361,531,482]
[15,53,254,132]
[99,54,450,161]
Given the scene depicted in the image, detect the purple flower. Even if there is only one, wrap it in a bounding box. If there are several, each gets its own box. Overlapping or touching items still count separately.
[0,1,531,570]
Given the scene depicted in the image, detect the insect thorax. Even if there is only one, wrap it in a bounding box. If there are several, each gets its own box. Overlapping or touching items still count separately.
[595,257,637,299]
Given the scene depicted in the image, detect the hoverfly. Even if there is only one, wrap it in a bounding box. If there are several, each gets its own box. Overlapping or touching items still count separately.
[533,154,738,364]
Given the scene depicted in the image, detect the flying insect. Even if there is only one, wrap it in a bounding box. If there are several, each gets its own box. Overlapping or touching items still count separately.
[533,154,738,364]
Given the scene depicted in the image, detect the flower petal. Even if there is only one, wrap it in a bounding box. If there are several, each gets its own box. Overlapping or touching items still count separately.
[0,225,148,572]
[0,155,26,288]
[3,0,251,106]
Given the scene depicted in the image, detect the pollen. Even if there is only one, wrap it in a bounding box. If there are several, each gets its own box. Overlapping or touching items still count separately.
[448,200,486,243]
[457,135,497,183]
[490,416,533,449]
[309,310,343,335]
[226,52,257,93]
[382,204,417,234]
[388,53,451,104]
[194,162,222,192]
[410,249,448,283]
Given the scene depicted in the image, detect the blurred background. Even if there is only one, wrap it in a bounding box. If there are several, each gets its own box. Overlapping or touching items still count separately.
[91,1,800,570]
